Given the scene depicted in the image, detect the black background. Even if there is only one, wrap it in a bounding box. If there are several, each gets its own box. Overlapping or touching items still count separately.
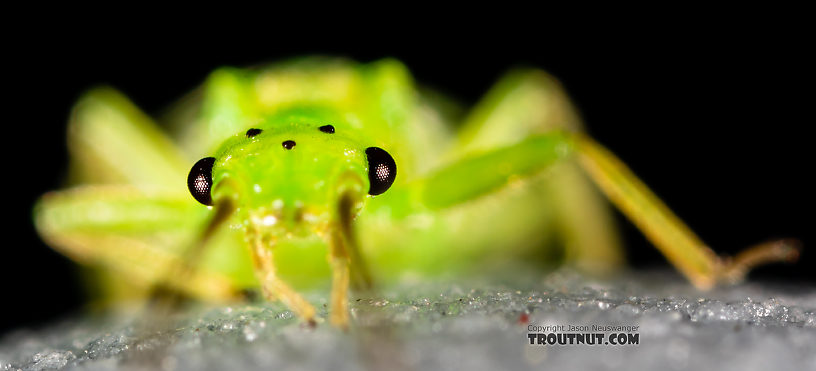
[3,23,813,335]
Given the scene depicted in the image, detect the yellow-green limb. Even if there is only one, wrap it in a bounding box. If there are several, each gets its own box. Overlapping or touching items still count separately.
[573,133,800,289]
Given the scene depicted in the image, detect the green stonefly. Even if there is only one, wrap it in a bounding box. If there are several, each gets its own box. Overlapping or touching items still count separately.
[34,57,799,328]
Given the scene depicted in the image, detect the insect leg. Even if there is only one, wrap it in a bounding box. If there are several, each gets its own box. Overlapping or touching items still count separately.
[324,192,374,329]
[246,227,317,325]
[33,185,239,303]
[328,228,351,328]
[416,130,798,289]
[146,198,242,307]
[446,69,623,273]
[66,87,190,189]
[420,133,575,209]
[574,134,800,289]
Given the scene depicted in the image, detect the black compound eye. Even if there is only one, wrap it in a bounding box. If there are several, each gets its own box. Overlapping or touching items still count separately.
[188,157,215,205]
[319,125,335,134]
[365,147,396,195]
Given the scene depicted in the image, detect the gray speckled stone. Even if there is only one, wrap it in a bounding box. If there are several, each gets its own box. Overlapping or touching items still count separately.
[2,269,814,371]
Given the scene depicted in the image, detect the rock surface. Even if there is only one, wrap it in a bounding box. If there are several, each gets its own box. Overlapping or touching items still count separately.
[1,269,815,371]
